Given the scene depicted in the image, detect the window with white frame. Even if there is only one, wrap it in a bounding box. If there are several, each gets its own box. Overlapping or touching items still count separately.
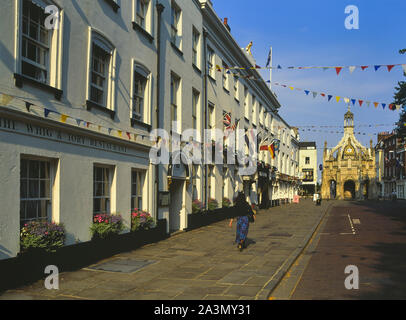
[192,89,199,130]
[259,105,264,125]
[21,0,50,83]
[19,0,62,88]
[132,64,149,122]
[192,28,200,68]
[244,86,249,119]
[192,165,198,201]
[252,95,256,124]
[222,61,229,91]
[208,103,214,130]
[170,73,180,128]
[89,33,114,109]
[207,47,215,78]
[131,170,144,211]
[93,166,111,214]
[135,0,150,30]
[171,1,181,48]
[233,75,239,101]
[20,158,52,226]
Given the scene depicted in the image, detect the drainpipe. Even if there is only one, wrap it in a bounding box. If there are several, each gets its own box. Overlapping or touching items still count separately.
[203,28,208,210]
[156,3,165,225]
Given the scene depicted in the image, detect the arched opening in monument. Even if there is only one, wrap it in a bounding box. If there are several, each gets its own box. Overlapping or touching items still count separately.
[363,180,369,199]
[329,180,337,199]
[344,180,356,200]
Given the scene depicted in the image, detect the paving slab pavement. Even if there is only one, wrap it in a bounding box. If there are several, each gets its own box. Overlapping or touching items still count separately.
[0,199,334,300]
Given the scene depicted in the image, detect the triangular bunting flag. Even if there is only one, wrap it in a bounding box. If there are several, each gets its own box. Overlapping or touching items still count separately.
[118,130,122,137]
[60,114,68,123]
[216,65,221,72]
[328,95,333,101]
[44,108,51,118]
[126,132,131,140]
[366,101,371,107]
[336,96,341,103]
[0,94,13,106]
[25,101,33,112]
[320,93,326,97]
[387,65,394,72]
[382,103,386,109]
[322,67,329,71]
[359,100,363,106]
[277,65,282,69]
[98,125,102,131]
[361,66,368,70]
[351,99,356,105]
[389,104,394,110]
[349,66,356,73]
[344,98,350,104]
[289,87,294,90]
[108,128,112,135]
[374,102,379,108]
[76,119,82,126]
[396,104,401,110]
[335,67,342,75]
[374,65,381,71]
[312,92,317,98]
[304,90,310,95]
[86,122,91,128]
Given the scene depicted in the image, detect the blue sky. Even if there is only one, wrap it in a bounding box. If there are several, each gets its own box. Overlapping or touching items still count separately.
[212,0,406,174]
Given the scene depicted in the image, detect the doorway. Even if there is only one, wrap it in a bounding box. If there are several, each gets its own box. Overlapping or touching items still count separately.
[169,179,184,232]
[344,180,355,200]
[330,180,337,199]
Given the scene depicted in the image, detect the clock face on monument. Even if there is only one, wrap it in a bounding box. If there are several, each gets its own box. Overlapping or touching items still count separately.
[345,146,355,156]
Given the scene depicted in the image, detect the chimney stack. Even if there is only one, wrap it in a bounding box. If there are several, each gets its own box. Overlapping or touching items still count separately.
[223,18,231,32]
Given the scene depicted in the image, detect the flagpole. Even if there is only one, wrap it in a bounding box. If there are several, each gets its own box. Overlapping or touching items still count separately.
[269,46,272,91]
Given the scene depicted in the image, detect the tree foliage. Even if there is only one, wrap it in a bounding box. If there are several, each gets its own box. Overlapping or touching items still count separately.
[394,49,406,139]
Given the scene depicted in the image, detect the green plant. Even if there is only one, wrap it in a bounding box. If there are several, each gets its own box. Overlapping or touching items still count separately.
[20,221,66,253]
[222,197,232,208]
[208,198,219,211]
[131,209,156,231]
[192,199,204,213]
[90,213,124,239]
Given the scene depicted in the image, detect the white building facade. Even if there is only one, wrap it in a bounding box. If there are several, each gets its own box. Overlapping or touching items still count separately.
[0,0,301,259]
[298,142,318,196]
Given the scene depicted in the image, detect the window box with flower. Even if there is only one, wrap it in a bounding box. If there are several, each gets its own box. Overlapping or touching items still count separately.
[192,199,204,214]
[90,213,124,240]
[20,221,66,254]
[131,209,156,232]
[222,197,232,208]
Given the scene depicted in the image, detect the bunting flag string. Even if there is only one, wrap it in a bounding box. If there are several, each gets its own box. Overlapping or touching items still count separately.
[215,63,406,74]
[292,123,396,129]
[272,82,403,111]
[0,92,150,142]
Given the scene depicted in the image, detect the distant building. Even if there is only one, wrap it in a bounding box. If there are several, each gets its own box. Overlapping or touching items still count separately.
[298,142,318,196]
[377,131,405,199]
[321,107,377,200]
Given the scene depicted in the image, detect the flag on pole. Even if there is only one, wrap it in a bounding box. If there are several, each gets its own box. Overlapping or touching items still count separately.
[268,144,275,159]
[266,47,272,68]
